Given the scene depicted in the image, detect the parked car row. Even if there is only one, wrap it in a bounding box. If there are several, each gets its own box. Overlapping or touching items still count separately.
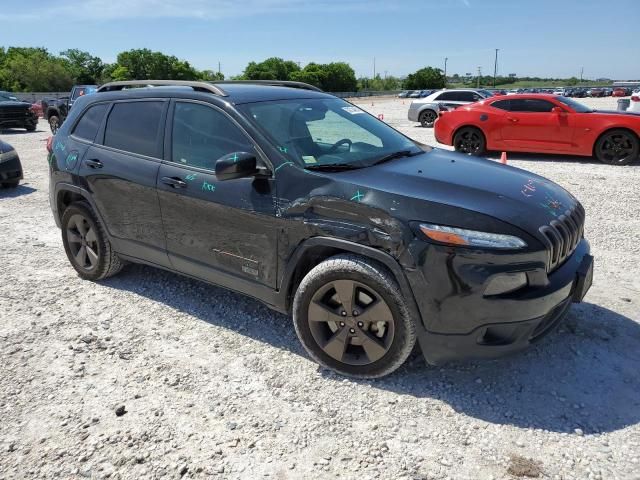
[398,89,435,99]
[408,88,494,127]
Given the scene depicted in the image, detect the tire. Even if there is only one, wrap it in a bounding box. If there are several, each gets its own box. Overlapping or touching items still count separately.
[594,129,639,166]
[453,127,486,156]
[419,109,437,128]
[61,201,124,281]
[292,254,416,379]
[25,123,36,132]
[49,115,60,134]
[1,179,19,189]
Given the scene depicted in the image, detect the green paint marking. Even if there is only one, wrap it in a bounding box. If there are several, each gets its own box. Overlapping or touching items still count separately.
[274,161,294,173]
[186,173,198,181]
[231,153,239,163]
[202,180,216,192]
[350,190,365,202]
[278,146,288,153]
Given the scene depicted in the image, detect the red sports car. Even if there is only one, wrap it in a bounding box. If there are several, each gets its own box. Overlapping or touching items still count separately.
[434,94,640,165]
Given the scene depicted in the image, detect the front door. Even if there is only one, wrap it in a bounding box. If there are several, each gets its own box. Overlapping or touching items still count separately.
[500,98,574,152]
[156,100,278,288]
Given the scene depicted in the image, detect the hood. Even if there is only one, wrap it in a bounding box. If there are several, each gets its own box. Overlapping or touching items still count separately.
[337,149,579,236]
[0,100,31,108]
[591,109,640,117]
[0,140,15,154]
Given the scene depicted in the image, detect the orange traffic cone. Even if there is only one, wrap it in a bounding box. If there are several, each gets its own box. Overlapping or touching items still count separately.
[500,152,507,165]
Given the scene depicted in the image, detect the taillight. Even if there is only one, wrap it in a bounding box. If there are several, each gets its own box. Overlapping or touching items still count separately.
[46,136,54,153]
[631,95,640,102]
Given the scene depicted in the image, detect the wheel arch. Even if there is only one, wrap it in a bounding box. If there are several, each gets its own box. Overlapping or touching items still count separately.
[53,184,108,233]
[592,126,640,157]
[452,124,487,144]
[46,107,60,120]
[279,237,419,319]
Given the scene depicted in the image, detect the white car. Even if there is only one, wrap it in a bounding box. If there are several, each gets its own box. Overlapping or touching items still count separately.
[553,88,565,96]
[407,88,494,127]
[629,91,640,113]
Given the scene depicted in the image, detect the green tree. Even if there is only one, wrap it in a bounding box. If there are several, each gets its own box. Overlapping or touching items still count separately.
[404,67,446,90]
[199,70,225,81]
[60,49,104,84]
[0,47,73,91]
[108,49,200,81]
[243,57,300,80]
[289,62,357,92]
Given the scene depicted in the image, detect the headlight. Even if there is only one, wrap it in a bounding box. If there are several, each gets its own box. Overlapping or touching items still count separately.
[419,223,527,249]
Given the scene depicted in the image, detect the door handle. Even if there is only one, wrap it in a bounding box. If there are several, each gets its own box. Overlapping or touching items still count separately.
[161,176,187,189]
[507,117,519,123]
[85,159,103,169]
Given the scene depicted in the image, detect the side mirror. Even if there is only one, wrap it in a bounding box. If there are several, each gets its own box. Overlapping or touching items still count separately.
[552,106,566,114]
[215,152,258,181]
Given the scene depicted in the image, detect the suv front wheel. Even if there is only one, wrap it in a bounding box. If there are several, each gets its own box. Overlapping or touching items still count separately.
[293,254,416,378]
[61,201,124,281]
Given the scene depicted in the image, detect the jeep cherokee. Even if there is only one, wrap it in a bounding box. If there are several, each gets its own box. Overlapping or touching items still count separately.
[47,80,593,378]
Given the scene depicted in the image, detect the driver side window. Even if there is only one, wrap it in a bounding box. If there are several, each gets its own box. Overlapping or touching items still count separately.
[171,102,253,170]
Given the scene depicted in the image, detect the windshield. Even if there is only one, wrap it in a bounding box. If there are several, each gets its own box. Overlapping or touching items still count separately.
[238,98,421,169]
[479,89,495,98]
[554,96,592,113]
[71,86,98,100]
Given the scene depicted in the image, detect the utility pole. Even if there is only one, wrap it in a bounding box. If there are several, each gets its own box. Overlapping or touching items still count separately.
[477,66,482,88]
[373,57,376,79]
[218,61,221,75]
[580,66,584,84]
[493,49,499,87]
[444,57,448,86]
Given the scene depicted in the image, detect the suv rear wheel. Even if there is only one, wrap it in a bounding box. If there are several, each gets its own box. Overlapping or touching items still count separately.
[293,254,416,378]
[419,109,437,128]
[61,201,124,280]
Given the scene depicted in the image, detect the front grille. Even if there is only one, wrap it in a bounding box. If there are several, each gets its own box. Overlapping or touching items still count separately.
[539,203,585,272]
[0,107,29,121]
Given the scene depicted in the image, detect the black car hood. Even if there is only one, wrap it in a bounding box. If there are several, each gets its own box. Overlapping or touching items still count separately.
[337,149,579,235]
[0,100,31,108]
[0,140,15,154]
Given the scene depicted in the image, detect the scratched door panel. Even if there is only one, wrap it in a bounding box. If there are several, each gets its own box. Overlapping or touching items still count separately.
[157,162,277,288]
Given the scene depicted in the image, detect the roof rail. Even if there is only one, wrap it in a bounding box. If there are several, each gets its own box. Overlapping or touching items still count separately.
[213,80,323,92]
[97,80,227,96]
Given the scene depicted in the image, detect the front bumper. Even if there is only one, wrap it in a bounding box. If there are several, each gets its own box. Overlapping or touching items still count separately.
[406,238,592,365]
[0,152,23,183]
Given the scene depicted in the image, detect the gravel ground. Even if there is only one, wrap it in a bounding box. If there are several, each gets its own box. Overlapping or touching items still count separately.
[1,96,639,480]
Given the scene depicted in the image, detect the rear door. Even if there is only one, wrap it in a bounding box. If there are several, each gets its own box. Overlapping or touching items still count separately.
[156,100,278,288]
[79,99,170,266]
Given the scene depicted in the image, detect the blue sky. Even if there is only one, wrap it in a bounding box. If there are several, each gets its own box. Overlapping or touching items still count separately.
[1,0,637,79]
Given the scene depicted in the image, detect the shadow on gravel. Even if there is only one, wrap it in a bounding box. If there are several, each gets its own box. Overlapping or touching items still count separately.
[0,184,36,197]
[0,128,44,135]
[482,152,640,166]
[102,265,639,435]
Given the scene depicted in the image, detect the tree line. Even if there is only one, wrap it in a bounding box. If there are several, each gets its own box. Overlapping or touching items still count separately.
[0,47,450,93]
[0,46,597,93]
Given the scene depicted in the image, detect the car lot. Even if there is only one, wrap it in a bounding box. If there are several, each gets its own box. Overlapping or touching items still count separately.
[1,94,639,479]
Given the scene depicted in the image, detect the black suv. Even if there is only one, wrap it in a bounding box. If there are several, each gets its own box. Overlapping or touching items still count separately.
[47,80,593,378]
[0,91,38,132]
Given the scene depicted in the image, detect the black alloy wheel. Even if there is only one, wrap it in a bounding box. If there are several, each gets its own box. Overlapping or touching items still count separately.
[595,130,639,166]
[49,116,60,134]
[307,279,395,366]
[66,214,100,272]
[453,127,486,156]
[419,110,437,128]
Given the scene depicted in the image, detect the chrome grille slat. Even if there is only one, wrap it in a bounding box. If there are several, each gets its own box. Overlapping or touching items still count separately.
[539,203,585,272]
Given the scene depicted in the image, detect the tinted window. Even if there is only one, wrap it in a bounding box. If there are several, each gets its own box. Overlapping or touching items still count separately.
[491,99,511,111]
[72,103,108,141]
[435,91,459,101]
[509,99,555,113]
[172,102,253,170]
[458,91,482,102]
[104,101,164,157]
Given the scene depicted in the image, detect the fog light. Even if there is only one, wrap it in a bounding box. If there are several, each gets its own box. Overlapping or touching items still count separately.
[484,272,528,296]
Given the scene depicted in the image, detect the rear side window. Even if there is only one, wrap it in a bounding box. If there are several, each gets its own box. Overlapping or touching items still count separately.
[72,103,108,142]
[435,92,458,101]
[458,92,482,102]
[509,99,555,113]
[104,101,164,157]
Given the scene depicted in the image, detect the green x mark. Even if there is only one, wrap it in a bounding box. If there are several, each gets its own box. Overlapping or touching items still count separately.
[350,190,365,202]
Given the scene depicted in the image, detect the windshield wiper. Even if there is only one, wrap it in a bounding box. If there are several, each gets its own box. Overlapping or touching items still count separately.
[371,150,420,166]
[304,163,364,171]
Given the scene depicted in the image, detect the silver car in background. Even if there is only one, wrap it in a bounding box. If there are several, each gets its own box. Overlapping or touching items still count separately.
[408,88,494,127]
